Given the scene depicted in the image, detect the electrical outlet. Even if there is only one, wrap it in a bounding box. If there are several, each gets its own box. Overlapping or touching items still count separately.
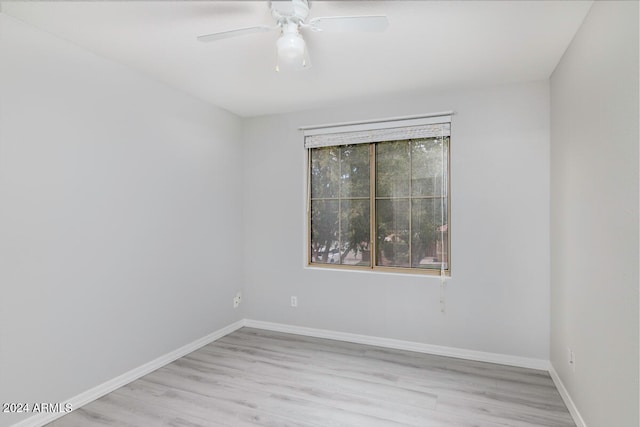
[291,296,297,307]
[233,292,242,308]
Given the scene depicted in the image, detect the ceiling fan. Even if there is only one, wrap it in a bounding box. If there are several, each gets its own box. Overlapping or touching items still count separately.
[197,0,389,72]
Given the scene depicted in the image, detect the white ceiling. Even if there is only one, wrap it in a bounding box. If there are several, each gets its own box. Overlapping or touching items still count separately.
[1,0,592,117]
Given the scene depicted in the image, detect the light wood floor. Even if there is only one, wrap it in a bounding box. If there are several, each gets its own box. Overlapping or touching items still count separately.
[47,328,575,427]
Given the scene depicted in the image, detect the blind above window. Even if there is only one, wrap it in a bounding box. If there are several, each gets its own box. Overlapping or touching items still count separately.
[303,114,451,149]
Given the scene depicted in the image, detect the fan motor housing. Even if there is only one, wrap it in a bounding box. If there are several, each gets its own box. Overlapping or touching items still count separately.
[270,0,310,23]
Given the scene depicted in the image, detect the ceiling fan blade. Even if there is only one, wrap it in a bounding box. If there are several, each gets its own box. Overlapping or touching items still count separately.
[197,25,275,42]
[307,16,389,33]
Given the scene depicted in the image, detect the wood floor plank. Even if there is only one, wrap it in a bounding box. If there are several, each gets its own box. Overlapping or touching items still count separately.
[46,327,575,427]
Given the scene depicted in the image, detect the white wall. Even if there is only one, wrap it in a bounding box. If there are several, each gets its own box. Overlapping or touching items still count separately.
[0,15,244,427]
[242,81,551,361]
[550,2,639,426]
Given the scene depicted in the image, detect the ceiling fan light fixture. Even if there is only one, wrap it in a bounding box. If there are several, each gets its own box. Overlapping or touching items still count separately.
[197,0,388,72]
[275,28,310,72]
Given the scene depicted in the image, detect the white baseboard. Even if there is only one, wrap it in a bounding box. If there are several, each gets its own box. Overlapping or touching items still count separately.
[11,319,245,427]
[243,319,550,371]
[549,364,587,427]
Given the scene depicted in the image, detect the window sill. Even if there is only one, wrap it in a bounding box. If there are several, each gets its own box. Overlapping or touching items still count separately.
[304,263,451,280]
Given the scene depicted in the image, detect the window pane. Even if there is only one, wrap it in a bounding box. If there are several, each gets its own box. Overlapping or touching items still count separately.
[340,144,370,198]
[411,199,448,269]
[311,200,339,264]
[311,147,339,199]
[309,132,450,274]
[411,137,448,197]
[339,199,370,266]
[376,199,410,267]
[376,141,410,198]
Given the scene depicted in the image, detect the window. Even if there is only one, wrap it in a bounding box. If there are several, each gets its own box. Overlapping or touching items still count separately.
[305,115,450,275]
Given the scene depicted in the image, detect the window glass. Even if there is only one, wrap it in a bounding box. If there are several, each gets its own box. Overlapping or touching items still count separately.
[309,136,449,275]
[310,145,370,266]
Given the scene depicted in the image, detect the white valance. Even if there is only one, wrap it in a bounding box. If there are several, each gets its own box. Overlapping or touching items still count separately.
[302,114,451,149]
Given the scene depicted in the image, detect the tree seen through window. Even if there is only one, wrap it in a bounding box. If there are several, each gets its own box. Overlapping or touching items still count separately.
[309,136,449,273]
